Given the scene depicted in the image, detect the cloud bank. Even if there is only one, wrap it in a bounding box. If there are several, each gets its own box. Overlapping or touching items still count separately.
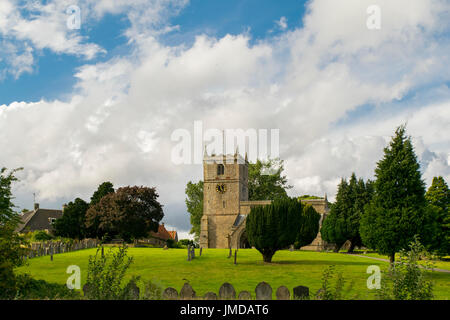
[1,0,449,237]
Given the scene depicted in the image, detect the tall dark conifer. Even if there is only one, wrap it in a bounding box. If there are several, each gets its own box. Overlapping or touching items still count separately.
[360,125,428,263]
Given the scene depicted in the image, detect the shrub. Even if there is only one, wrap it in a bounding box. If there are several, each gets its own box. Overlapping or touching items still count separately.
[377,237,434,300]
[14,274,81,300]
[33,231,54,241]
[314,265,356,300]
[84,244,134,300]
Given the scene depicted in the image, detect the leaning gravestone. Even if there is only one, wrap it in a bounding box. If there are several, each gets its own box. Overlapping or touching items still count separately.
[238,291,252,300]
[163,287,178,300]
[276,286,290,300]
[293,286,310,300]
[180,283,196,300]
[219,283,236,300]
[255,282,272,300]
[203,292,218,300]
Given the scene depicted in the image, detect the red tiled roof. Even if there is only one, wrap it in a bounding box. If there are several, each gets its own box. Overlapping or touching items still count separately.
[168,231,177,240]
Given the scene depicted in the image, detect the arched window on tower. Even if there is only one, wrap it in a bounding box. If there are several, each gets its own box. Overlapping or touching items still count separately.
[217,164,224,175]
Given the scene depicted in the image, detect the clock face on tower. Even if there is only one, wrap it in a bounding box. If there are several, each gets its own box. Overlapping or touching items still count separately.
[216,184,226,194]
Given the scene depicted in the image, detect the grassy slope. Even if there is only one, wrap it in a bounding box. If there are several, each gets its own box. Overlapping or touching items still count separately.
[15,248,450,300]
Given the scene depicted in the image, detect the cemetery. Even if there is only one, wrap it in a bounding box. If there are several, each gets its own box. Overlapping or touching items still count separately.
[15,247,450,300]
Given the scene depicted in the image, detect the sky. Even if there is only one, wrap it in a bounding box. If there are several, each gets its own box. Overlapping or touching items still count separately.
[1,0,449,240]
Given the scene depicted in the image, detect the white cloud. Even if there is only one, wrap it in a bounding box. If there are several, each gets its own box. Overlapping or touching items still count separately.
[1,0,449,235]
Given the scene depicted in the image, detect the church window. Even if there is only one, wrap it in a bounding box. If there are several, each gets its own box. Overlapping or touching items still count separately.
[217,164,224,175]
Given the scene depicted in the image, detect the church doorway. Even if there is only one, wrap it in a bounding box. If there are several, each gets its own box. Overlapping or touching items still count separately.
[239,231,250,249]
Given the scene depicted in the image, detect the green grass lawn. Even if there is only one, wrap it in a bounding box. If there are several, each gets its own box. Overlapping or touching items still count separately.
[354,252,450,271]
[15,248,450,300]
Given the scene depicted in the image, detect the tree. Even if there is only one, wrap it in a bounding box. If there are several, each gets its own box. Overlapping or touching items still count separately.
[360,125,429,263]
[86,182,115,238]
[185,181,203,241]
[86,186,164,242]
[294,204,321,249]
[321,178,351,252]
[0,167,24,299]
[90,181,115,206]
[425,176,449,256]
[322,174,374,252]
[248,158,292,201]
[53,198,89,239]
[246,197,304,263]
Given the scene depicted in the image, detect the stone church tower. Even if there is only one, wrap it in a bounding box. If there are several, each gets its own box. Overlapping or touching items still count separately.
[199,152,249,248]
[199,152,331,250]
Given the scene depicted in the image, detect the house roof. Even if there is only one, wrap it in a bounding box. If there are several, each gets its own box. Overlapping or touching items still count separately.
[168,231,178,240]
[149,224,172,241]
[16,208,63,233]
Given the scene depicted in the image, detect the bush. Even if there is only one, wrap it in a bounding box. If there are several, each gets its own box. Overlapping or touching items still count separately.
[377,237,434,300]
[14,274,81,300]
[314,265,356,300]
[84,245,134,300]
[33,231,54,241]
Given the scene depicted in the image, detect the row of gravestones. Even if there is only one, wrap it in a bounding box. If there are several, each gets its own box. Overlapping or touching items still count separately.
[170,282,309,300]
[82,281,310,300]
[23,239,100,260]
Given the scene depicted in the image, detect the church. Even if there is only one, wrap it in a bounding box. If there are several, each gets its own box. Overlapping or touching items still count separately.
[199,152,330,250]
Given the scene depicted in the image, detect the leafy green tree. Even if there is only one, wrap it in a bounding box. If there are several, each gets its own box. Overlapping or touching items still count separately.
[360,125,429,263]
[90,182,115,206]
[87,182,115,238]
[86,186,164,242]
[0,167,24,299]
[53,198,89,239]
[425,176,449,256]
[248,158,292,201]
[294,204,321,249]
[185,181,203,241]
[246,197,304,263]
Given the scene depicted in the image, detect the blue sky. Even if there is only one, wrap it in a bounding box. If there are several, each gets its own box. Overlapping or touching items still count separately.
[0,0,449,238]
[0,0,306,105]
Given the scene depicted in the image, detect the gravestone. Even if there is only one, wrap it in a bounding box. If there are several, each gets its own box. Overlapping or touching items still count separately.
[83,283,92,298]
[203,292,218,300]
[124,280,140,300]
[238,291,252,300]
[163,287,178,300]
[293,286,310,300]
[234,250,237,264]
[187,246,191,261]
[180,283,196,299]
[255,282,272,300]
[191,247,195,259]
[276,286,290,300]
[219,283,236,300]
